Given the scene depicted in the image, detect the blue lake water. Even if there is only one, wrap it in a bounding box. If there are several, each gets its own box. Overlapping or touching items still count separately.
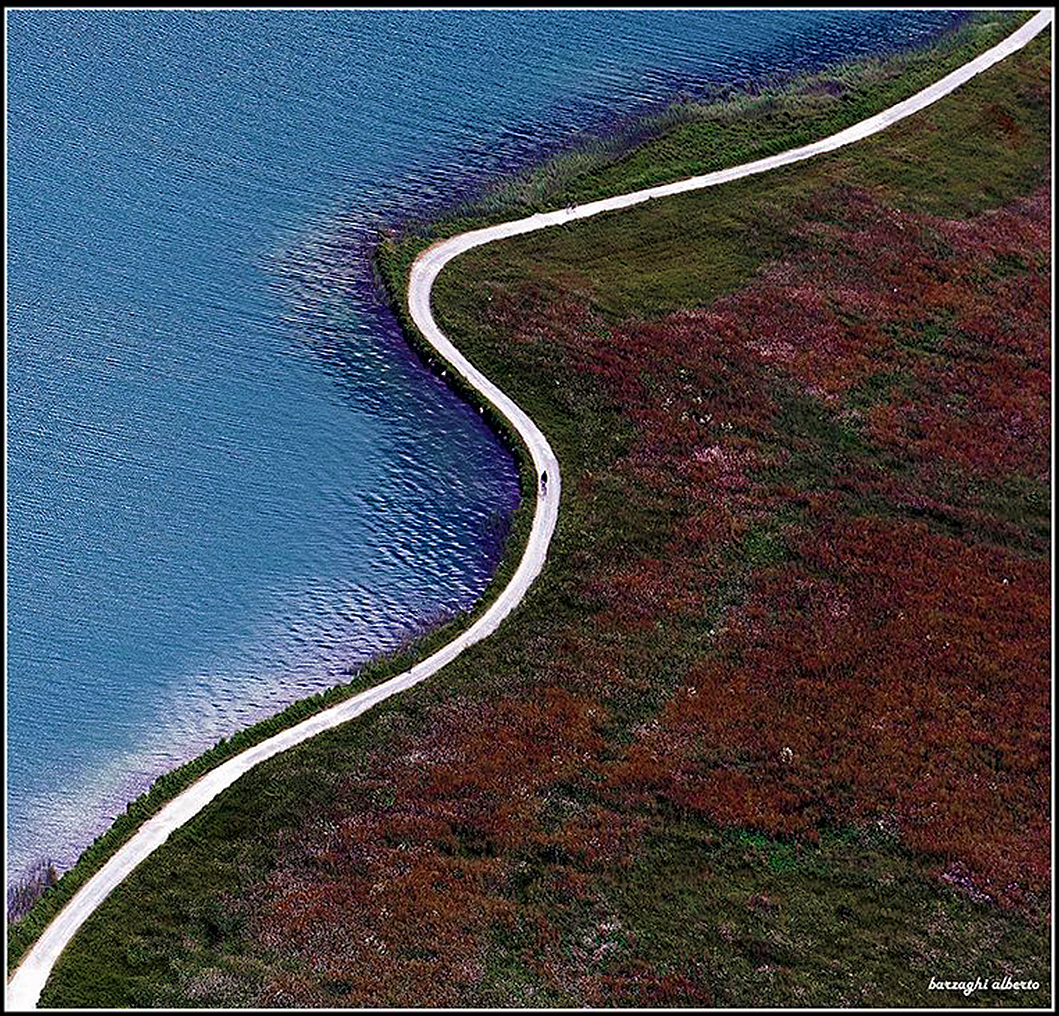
[7,8,966,890]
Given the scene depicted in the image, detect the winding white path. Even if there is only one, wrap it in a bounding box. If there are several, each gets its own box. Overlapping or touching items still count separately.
[7,10,1051,1009]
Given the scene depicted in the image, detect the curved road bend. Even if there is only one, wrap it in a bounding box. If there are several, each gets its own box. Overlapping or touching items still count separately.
[7,8,1051,1009]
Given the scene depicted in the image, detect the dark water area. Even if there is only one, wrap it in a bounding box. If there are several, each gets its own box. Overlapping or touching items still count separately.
[7,8,967,889]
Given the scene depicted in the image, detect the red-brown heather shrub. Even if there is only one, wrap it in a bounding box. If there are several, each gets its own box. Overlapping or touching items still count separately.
[608,516,1049,903]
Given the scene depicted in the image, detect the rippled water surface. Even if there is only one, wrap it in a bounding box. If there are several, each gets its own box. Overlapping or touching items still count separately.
[7,9,966,886]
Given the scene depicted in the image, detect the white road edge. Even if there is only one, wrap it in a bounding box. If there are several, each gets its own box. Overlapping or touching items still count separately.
[7,9,1051,1009]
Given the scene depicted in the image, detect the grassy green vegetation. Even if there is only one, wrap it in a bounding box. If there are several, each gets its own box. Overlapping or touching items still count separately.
[26,14,1050,1009]
[400,10,1035,233]
[519,12,1039,211]
[608,814,1046,1007]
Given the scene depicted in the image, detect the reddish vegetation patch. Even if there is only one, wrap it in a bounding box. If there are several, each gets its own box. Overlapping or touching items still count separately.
[581,187,1050,906]
[247,689,641,1006]
[610,516,1049,902]
[707,183,1048,478]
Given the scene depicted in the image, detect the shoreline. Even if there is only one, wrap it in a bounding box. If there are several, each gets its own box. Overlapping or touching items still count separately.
[8,8,1052,1005]
[385,10,1030,241]
[9,13,1030,922]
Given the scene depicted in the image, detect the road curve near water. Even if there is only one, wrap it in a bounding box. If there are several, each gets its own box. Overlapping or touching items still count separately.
[7,9,1051,1008]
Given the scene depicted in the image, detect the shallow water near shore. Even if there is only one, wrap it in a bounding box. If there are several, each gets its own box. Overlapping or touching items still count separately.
[7,8,966,891]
